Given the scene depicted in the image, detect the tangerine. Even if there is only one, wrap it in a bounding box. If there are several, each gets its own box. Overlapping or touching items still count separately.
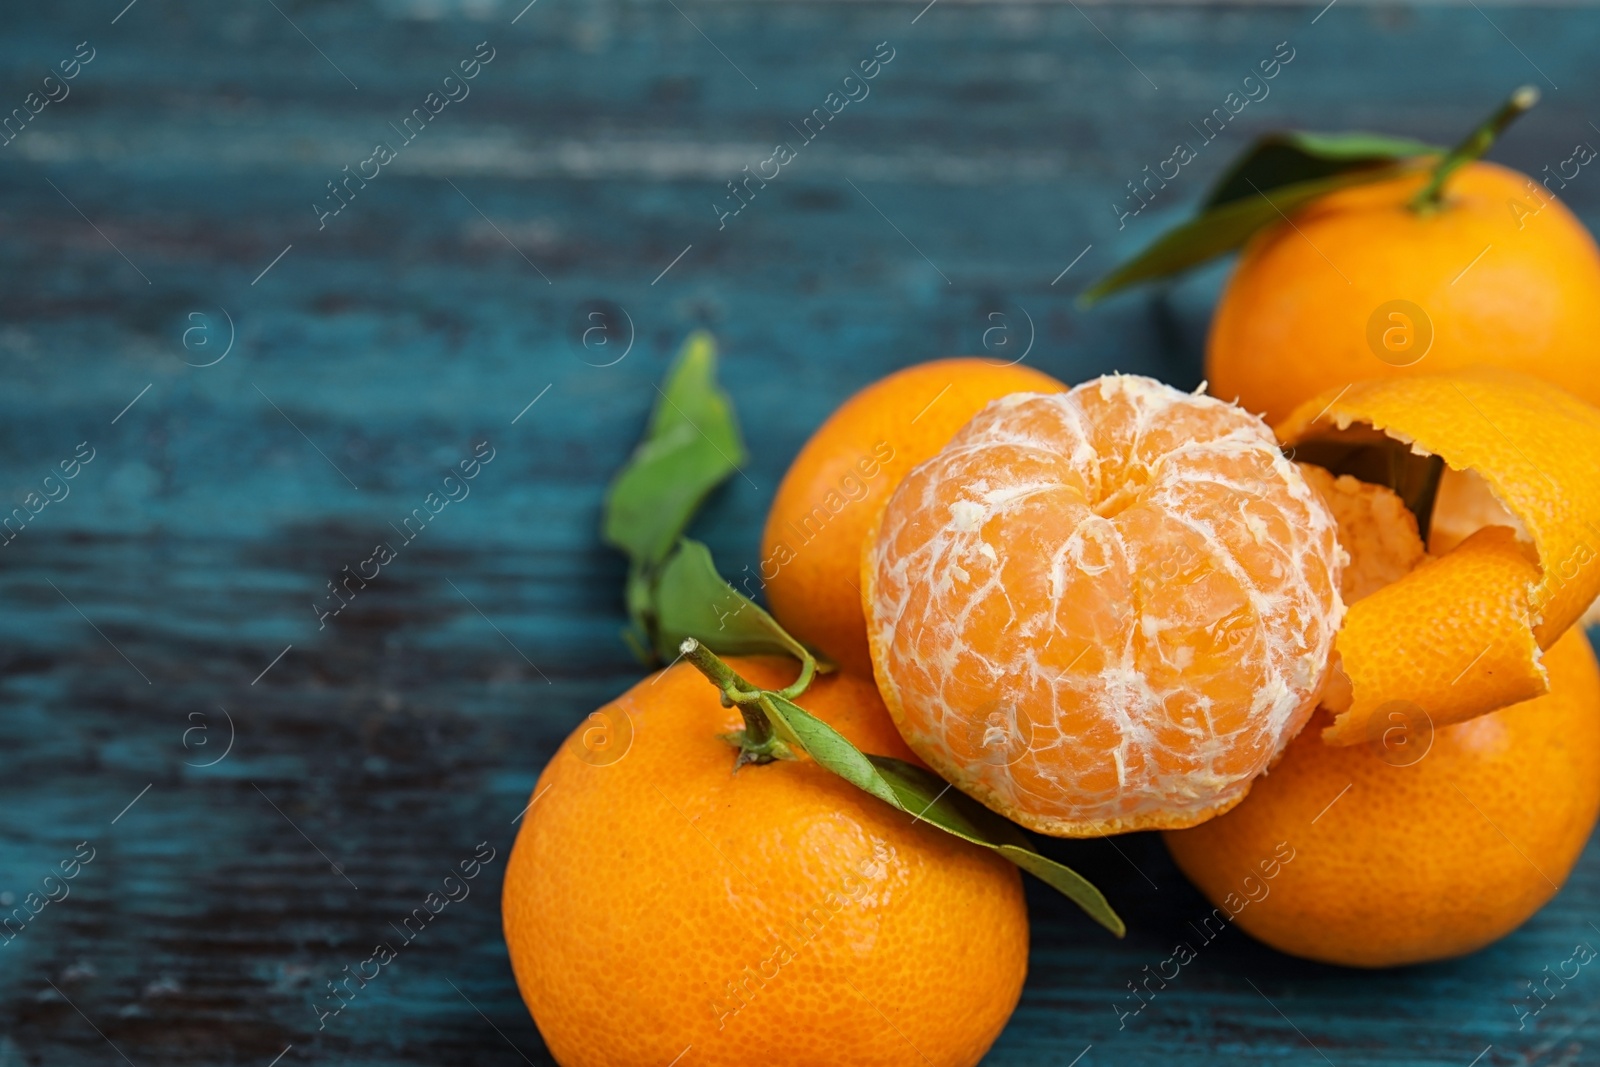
[1276,369,1600,744]
[503,658,1028,1067]
[1163,624,1600,967]
[763,358,1064,675]
[1207,162,1600,425]
[862,375,1344,837]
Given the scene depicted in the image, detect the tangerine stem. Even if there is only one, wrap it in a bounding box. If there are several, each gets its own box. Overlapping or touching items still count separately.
[1411,85,1540,211]
[679,638,775,749]
[775,653,817,702]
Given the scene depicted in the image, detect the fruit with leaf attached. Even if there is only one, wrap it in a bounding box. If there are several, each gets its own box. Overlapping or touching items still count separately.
[1083,89,1600,424]
[763,358,1065,675]
[1207,160,1600,424]
[503,657,1029,1067]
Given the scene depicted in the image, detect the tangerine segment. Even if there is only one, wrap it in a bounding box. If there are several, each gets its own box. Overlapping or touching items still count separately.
[1277,368,1600,744]
[1296,464,1425,603]
[863,376,1344,837]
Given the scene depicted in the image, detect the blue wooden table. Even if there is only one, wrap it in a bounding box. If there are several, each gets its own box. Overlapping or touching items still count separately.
[3,1,1598,1063]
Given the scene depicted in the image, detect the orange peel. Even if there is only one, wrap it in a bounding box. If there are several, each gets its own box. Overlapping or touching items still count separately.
[1277,367,1600,745]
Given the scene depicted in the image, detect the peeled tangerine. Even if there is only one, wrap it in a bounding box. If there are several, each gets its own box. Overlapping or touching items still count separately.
[862,375,1344,836]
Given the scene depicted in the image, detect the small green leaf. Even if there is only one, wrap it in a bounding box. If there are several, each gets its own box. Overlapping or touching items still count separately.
[654,540,813,666]
[1203,130,1441,209]
[761,691,1126,936]
[758,691,898,803]
[996,845,1125,931]
[1079,163,1422,306]
[869,757,1126,938]
[603,331,748,568]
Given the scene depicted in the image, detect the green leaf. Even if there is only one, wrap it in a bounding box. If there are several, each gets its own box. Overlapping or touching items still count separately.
[1203,130,1441,209]
[654,540,813,665]
[761,690,1126,936]
[1079,163,1423,307]
[602,331,748,568]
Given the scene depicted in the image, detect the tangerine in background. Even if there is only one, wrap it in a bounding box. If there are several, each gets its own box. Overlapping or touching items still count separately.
[1206,162,1600,425]
[1164,626,1600,968]
[762,358,1065,675]
[503,658,1028,1067]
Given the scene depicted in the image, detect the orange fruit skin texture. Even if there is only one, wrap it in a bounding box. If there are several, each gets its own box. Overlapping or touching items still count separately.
[763,358,1065,676]
[1163,625,1600,968]
[1278,368,1600,744]
[503,658,1027,1067]
[863,375,1344,838]
[1207,162,1600,426]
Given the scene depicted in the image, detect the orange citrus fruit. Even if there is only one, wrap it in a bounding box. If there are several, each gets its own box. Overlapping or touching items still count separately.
[862,375,1344,837]
[763,358,1065,675]
[503,658,1028,1067]
[1163,624,1600,968]
[1277,369,1600,744]
[1207,161,1600,425]
[1168,418,1600,968]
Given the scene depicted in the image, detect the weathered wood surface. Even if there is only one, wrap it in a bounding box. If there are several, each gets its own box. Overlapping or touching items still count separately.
[2,1,1598,1063]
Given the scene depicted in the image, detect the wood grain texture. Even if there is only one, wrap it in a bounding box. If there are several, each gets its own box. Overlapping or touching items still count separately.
[1,1,1597,1063]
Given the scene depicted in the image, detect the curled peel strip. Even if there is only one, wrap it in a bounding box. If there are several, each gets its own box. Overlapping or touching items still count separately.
[1277,368,1600,746]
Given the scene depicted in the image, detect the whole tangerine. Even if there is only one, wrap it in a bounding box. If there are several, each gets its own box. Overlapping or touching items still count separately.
[503,658,1029,1067]
[862,375,1344,837]
[1163,625,1600,968]
[1207,161,1600,425]
[762,358,1065,675]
